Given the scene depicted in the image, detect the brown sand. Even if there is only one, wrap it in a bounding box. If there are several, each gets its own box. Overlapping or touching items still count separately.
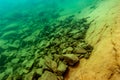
[65,0,120,80]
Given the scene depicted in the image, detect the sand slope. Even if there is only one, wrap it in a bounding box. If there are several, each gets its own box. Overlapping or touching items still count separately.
[65,0,120,80]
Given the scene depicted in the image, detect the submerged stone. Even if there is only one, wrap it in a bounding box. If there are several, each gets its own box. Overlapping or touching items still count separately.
[56,61,68,76]
[74,47,87,54]
[45,56,57,72]
[38,71,58,80]
[62,54,79,66]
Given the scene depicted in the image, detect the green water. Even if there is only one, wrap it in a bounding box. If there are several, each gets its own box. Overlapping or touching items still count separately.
[0,0,99,80]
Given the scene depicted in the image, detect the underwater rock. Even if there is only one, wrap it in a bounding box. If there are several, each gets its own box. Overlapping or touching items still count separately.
[13,74,23,80]
[1,31,18,39]
[24,68,42,80]
[54,38,61,46]
[83,52,91,59]
[70,29,79,34]
[6,74,13,80]
[62,54,79,66]
[62,47,73,54]
[2,23,19,32]
[0,39,8,50]
[56,61,68,76]
[82,44,93,52]
[72,33,84,39]
[35,68,43,76]
[0,54,8,66]
[54,54,61,63]
[39,71,58,80]
[7,42,20,51]
[0,67,13,80]
[0,72,6,80]
[66,47,73,52]
[37,58,45,68]
[24,59,34,70]
[23,34,36,43]
[57,76,64,80]
[38,40,48,48]
[44,41,51,48]
[19,68,29,74]
[47,53,54,59]
[74,47,87,54]
[59,43,66,49]
[45,56,57,72]
[50,48,57,54]
[24,71,35,80]
[11,58,19,64]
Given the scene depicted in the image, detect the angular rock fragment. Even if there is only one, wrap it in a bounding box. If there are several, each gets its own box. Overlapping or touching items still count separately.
[62,47,73,54]
[84,44,93,52]
[24,71,35,80]
[37,58,45,68]
[38,71,58,80]
[61,54,79,65]
[35,68,43,76]
[72,33,84,39]
[57,76,64,80]
[74,47,87,54]
[24,59,34,70]
[45,56,57,72]
[11,58,20,64]
[56,61,68,75]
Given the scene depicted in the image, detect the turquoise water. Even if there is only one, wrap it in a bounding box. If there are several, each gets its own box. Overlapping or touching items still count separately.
[0,0,98,80]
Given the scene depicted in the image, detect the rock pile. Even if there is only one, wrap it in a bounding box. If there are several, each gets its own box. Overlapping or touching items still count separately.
[0,14,93,80]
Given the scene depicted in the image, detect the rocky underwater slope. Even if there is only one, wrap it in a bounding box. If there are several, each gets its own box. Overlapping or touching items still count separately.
[0,1,94,80]
[0,17,93,80]
[0,11,93,80]
[0,0,120,80]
